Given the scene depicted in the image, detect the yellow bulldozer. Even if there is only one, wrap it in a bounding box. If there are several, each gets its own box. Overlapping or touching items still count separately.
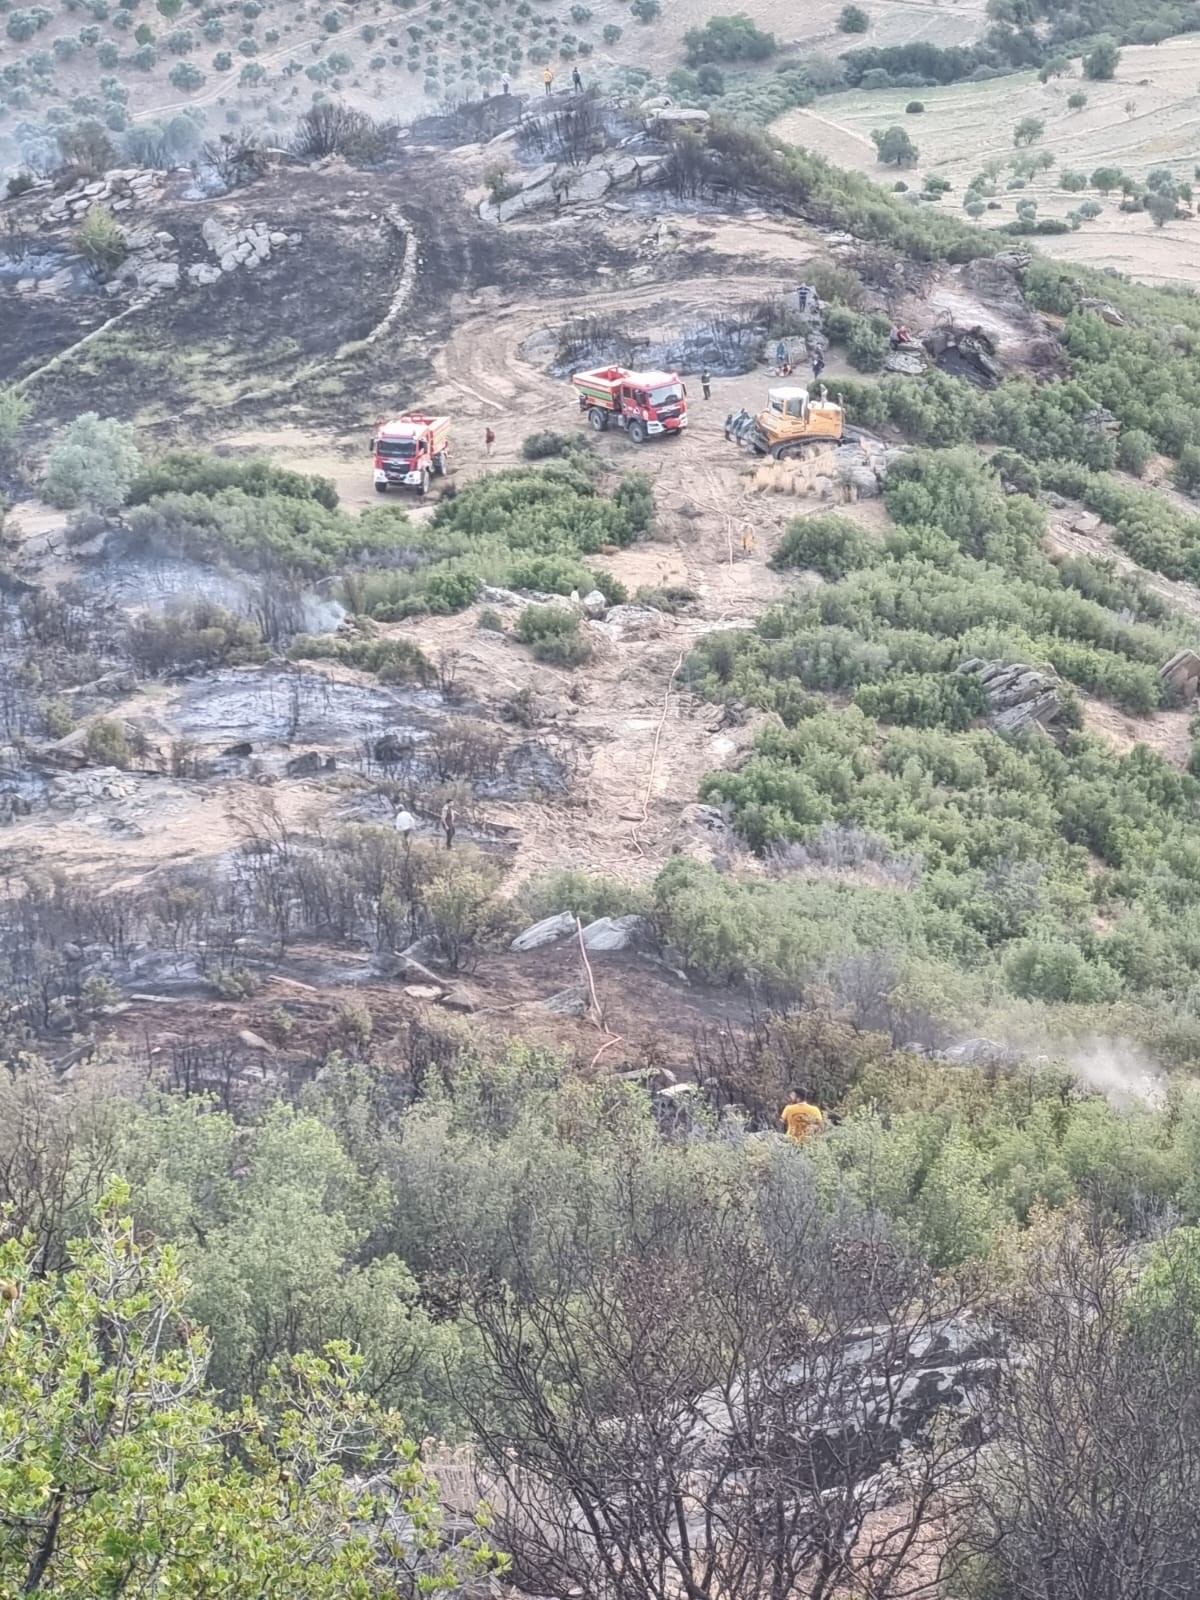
[724,385,846,461]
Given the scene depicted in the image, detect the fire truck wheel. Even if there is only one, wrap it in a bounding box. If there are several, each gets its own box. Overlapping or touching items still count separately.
[588,407,609,432]
[627,419,647,445]
[375,483,388,494]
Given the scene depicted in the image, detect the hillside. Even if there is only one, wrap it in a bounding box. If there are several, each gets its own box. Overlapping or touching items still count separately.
[9,1,1200,1594]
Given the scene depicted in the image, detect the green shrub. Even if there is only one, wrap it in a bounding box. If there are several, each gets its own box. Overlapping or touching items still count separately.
[839,4,869,31]
[518,869,648,924]
[682,11,773,62]
[42,413,141,511]
[771,513,876,579]
[85,717,132,768]
[289,632,432,683]
[852,670,986,730]
[521,431,583,460]
[77,206,127,275]
[128,450,339,509]
[905,99,924,113]
[516,604,592,667]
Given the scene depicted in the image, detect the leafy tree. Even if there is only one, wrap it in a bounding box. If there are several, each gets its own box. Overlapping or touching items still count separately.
[1059,169,1087,191]
[871,125,917,166]
[1067,90,1087,108]
[41,413,141,510]
[1090,165,1122,192]
[1013,115,1044,145]
[682,11,776,64]
[839,3,869,30]
[0,1188,498,1597]
[1176,442,1200,494]
[168,59,205,89]
[629,0,659,21]
[1083,35,1120,79]
[1145,187,1178,227]
[1116,427,1153,476]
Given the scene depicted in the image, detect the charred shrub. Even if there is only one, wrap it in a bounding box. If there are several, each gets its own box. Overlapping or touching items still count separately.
[291,102,396,163]
[127,603,267,674]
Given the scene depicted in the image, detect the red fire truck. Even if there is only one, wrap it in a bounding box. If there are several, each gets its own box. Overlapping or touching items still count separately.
[570,365,688,443]
[371,413,451,494]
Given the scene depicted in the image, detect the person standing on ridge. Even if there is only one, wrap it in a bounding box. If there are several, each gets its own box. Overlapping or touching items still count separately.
[572,65,583,92]
[485,426,496,457]
[543,65,554,95]
[701,366,711,400]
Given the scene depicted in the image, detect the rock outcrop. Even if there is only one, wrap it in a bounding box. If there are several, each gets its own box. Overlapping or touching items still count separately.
[958,658,1070,740]
[479,147,667,225]
[40,168,166,224]
[1161,648,1200,699]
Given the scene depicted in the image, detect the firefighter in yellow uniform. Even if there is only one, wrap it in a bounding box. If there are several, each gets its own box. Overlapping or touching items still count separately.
[781,1100,824,1143]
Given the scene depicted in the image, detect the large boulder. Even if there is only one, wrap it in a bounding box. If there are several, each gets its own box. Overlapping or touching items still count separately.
[580,914,645,952]
[1161,648,1200,698]
[511,911,577,952]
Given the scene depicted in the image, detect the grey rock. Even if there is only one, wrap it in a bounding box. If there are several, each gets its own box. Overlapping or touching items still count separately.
[541,984,590,1016]
[237,1028,273,1052]
[137,262,180,291]
[1161,648,1200,695]
[188,263,222,286]
[285,751,323,777]
[580,914,645,952]
[511,911,576,952]
[581,588,608,619]
[652,107,711,128]
[438,988,476,1013]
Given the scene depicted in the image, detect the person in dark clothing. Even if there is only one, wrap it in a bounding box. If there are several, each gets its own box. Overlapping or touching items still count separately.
[572,66,583,91]
[485,426,496,457]
[811,349,825,380]
[440,801,456,851]
[701,366,711,400]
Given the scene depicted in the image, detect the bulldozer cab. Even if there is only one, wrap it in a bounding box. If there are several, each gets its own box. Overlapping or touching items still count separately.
[769,386,810,421]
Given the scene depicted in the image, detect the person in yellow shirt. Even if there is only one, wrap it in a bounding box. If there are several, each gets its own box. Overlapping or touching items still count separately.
[543,65,554,95]
[781,1100,824,1143]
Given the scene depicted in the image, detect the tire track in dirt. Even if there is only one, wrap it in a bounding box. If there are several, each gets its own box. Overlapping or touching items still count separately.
[412,259,817,876]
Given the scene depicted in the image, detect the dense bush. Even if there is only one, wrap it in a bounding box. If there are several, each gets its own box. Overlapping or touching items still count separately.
[129,449,339,509]
[771,513,877,578]
[683,11,776,62]
[516,604,592,667]
[42,413,141,510]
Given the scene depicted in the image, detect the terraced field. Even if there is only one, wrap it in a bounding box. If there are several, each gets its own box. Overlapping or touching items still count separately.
[775,37,1200,286]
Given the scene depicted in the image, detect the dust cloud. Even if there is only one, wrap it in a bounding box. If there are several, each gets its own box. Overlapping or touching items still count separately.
[1062,1038,1167,1110]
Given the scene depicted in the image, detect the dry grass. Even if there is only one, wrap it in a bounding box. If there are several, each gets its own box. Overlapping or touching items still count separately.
[774,36,1200,286]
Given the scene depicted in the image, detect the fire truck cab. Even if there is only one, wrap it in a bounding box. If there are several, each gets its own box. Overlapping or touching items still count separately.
[371,414,451,495]
[570,365,688,444]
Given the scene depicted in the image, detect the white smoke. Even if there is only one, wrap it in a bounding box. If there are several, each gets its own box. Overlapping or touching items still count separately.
[1060,1037,1167,1110]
